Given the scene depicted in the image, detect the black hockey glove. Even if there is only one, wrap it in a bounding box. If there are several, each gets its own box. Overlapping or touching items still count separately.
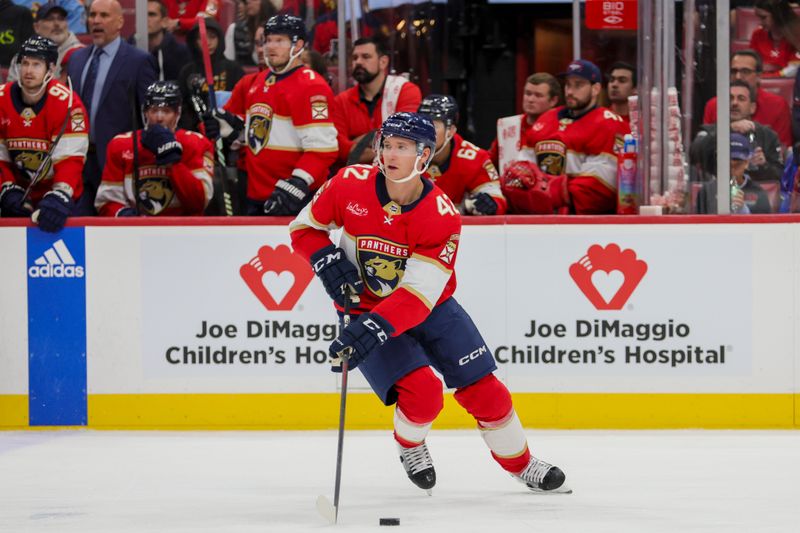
[116,207,139,217]
[329,312,394,371]
[467,192,498,216]
[35,189,73,233]
[141,125,183,166]
[263,176,310,216]
[311,244,364,307]
[0,183,33,217]
[204,109,244,142]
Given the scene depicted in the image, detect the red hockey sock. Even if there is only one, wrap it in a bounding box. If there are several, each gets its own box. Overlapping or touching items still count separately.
[455,374,531,473]
[393,367,443,448]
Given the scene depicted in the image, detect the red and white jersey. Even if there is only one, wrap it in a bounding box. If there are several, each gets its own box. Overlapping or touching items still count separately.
[0,79,88,204]
[426,133,507,215]
[224,65,338,201]
[332,77,422,163]
[290,165,461,335]
[525,105,628,214]
[95,129,214,216]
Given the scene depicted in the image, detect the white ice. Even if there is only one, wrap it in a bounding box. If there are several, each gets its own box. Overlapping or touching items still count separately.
[0,429,798,532]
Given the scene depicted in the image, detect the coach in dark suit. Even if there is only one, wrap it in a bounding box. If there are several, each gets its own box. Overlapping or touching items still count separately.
[68,0,157,215]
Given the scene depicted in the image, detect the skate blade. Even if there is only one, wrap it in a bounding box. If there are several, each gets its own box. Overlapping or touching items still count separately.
[426,489,432,496]
[315,495,337,524]
[528,484,573,495]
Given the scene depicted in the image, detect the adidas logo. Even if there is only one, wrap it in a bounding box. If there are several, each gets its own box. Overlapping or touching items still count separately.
[28,239,85,278]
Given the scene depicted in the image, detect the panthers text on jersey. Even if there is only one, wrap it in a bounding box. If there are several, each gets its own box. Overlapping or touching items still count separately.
[0,79,88,203]
[426,133,507,214]
[95,129,214,216]
[224,65,338,201]
[290,164,461,335]
[524,105,629,214]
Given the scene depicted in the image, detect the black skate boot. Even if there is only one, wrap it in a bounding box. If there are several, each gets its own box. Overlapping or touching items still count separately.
[514,456,571,493]
[397,441,436,493]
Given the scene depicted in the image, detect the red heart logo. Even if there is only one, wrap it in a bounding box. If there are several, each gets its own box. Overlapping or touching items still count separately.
[240,244,314,311]
[569,243,647,310]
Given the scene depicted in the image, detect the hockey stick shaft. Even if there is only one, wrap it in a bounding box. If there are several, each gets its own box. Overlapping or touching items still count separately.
[332,286,354,524]
[130,82,141,214]
[21,77,73,204]
[198,16,233,216]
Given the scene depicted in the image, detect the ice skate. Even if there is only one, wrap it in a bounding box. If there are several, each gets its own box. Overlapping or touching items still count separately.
[514,456,571,494]
[398,441,436,494]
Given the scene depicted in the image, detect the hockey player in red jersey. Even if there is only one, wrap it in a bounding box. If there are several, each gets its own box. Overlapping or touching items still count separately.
[0,36,88,233]
[511,59,629,215]
[290,112,568,494]
[417,94,506,215]
[95,81,214,216]
[217,14,338,216]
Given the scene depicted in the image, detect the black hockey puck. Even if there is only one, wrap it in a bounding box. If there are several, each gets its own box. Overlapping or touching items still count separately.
[379,518,400,526]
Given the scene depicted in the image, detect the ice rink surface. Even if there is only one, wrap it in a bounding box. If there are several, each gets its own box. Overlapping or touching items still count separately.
[0,429,798,532]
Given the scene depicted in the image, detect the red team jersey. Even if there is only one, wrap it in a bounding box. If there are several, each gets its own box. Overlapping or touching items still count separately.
[0,80,88,204]
[426,133,507,214]
[95,129,215,216]
[290,165,461,335]
[524,105,628,214]
[224,66,338,201]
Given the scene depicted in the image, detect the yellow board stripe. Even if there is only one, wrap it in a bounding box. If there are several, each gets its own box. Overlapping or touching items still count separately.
[1,393,797,430]
[0,395,28,427]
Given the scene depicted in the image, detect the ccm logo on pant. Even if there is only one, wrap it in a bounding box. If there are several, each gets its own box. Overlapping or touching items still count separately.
[459,345,488,366]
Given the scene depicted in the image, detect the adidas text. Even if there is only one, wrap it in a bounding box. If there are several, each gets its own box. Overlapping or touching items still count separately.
[28,264,85,278]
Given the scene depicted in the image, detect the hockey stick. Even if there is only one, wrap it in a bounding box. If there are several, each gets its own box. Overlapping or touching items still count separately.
[22,76,73,206]
[130,82,141,214]
[316,285,357,525]
[198,16,234,216]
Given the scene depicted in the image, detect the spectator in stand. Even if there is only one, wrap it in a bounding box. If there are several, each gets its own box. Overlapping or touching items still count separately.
[7,1,85,82]
[96,81,214,216]
[301,48,331,86]
[162,0,220,34]
[332,36,422,166]
[149,0,191,82]
[417,95,506,216]
[793,62,800,143]
[750,0,800,78]
[224,0,275,67]
[177,17,244,131]
[487,72,560,177]
[606,61,636,126]
[0,0,33,67]
[696,133,772,214]
[506,59,629,215]
[14,0,85,34]
[67,0,158,215]
[691,80,783,183]
[703,50,793,148]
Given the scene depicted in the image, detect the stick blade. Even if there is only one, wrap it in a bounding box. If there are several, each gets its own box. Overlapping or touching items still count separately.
[315,495,337,524]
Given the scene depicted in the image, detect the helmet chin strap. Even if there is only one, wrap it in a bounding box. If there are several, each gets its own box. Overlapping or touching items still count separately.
[265,41,304,75]
[433,128,454,158]
[20,70,53,101]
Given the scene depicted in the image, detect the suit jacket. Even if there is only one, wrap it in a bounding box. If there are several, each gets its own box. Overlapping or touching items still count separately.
[67,39,157,169]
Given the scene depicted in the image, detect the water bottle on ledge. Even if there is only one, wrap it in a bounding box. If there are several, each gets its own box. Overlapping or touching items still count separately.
[617,134,638,214]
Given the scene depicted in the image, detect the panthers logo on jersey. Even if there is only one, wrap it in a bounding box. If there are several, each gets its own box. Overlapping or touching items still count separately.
[534,140,567,176]
[247,103,273,155]
[8,139,52,184]
[356,236,409,297]
[135,167,174,215]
